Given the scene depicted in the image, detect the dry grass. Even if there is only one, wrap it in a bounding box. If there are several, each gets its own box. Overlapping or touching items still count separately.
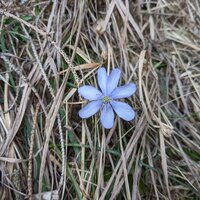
[0,0,200,199]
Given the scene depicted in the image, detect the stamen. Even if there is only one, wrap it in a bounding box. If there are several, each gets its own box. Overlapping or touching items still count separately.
[103,96,110,103]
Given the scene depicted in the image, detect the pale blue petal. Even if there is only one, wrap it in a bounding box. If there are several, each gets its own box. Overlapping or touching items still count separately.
[78,86,103,100]
[97,67,107,95]
[100,104,114,129]
[110,100,135,121]
[110,83,136,99]
[79,100,103,118]
[107,68,121,95]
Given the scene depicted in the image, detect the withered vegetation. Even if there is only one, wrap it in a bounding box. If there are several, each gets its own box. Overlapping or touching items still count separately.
[0,1,200,199]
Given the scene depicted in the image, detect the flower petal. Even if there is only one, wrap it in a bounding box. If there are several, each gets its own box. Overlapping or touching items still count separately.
[100,103,114,129]
[110,83,136,99]
[78,86,103,100]
[97,67,107,95]
[107,68,121,95]
[79,100,103,119]
[110,100,135,121]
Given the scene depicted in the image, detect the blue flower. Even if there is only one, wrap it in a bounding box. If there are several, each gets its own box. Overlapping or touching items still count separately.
[78,67,136,129]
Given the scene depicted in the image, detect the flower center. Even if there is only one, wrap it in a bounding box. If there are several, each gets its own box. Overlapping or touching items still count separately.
[103,96,110,104]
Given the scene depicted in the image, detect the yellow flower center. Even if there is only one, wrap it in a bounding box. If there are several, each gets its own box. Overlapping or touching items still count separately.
[103,96,110,103]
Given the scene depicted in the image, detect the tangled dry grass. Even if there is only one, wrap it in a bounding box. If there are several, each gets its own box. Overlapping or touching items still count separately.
[0,0,200,199]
